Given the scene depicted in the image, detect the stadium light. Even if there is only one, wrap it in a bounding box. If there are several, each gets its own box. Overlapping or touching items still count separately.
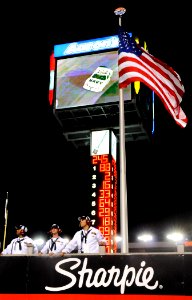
[166,231,184,242]
[137,233,153,242]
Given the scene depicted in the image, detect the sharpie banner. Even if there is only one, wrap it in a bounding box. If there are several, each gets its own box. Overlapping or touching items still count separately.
[0,254,191,297]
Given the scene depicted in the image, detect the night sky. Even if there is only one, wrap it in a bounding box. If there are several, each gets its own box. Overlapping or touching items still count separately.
[1,1,191,248]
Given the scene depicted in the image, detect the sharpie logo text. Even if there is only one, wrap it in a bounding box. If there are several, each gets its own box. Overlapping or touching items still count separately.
[45,257,160,294]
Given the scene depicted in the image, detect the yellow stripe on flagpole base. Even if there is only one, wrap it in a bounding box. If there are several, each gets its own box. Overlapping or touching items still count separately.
[134,37,140,94]
[144,41,148,51]
[134,81,140,94]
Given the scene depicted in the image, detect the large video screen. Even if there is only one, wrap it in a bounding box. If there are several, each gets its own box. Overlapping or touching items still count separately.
[54,50,132,109]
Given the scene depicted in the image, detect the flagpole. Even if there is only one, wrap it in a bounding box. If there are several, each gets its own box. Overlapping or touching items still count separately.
[3,192,8,251]
[114,7,129,253]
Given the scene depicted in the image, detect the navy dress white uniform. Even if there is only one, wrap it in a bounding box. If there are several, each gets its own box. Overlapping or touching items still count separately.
[62,216,107,254]
[40,224,67,254]
[1,225,38,255]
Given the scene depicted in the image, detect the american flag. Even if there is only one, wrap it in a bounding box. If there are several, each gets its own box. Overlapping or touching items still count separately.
[118,29,188,128]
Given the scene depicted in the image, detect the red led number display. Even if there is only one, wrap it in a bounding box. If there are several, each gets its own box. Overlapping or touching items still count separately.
[91,154,117,253]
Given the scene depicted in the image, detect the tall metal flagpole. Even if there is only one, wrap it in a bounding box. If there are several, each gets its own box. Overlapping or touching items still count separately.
[114,7,129,253]
[3,192,8,250]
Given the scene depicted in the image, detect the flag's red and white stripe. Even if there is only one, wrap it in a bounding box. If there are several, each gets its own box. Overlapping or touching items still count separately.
[49,51,55,106]
[118,47,188,128]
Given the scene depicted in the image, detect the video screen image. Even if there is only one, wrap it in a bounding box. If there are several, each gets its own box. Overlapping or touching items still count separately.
[55,50,131,109]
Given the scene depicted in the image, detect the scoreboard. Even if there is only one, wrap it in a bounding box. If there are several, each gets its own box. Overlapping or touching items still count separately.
[90,130,118,253]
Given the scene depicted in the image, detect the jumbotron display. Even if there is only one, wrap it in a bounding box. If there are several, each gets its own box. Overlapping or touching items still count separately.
[49,35,131,108]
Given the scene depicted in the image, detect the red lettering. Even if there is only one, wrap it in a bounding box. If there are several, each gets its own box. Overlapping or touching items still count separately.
[102,180,111,189]
[104,172,111,181]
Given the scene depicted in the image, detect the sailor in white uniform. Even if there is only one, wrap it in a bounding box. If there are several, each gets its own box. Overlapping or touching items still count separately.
[61,216,107,255]
[1,225,38,255]
[39,224,67,255]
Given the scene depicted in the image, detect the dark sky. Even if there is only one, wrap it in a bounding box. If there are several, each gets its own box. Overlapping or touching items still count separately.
[1,1,191,248]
